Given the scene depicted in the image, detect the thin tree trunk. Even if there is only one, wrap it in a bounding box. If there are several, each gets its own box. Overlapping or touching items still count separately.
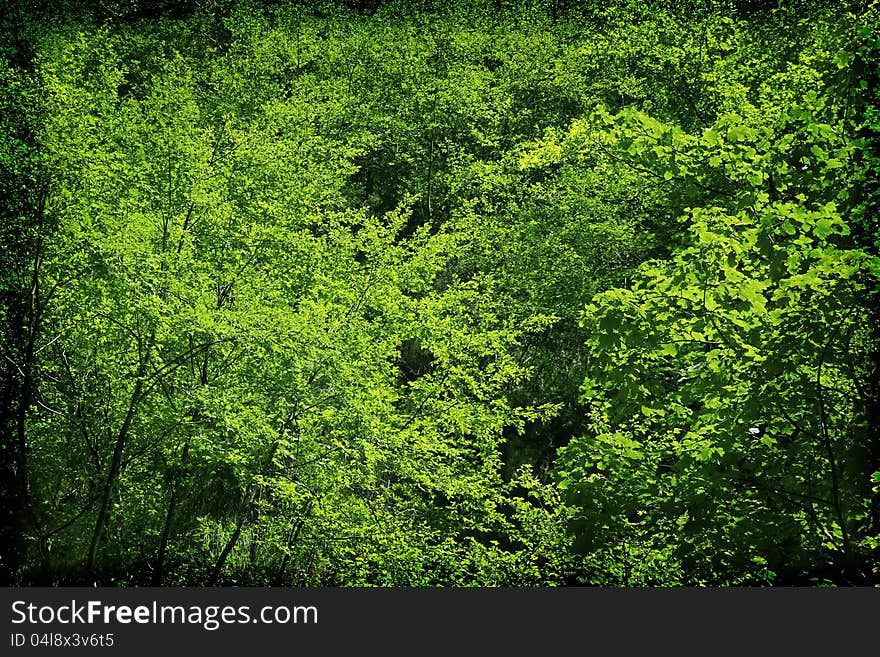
[208,488,257,585]
[208,439,281,585]
[274,499,313,586]
[12,200,51,582]
[152,430,191,586]
[85,332,153,580]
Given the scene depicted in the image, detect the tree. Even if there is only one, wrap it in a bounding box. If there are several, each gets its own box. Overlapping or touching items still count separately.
[555,21,880,581]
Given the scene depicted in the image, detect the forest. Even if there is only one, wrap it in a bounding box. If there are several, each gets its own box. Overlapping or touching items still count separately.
[0,0,878,586]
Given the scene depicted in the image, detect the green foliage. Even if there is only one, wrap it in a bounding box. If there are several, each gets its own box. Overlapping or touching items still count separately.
[7,0,878,586]
[556,3,880,585]
[18,12,583,585]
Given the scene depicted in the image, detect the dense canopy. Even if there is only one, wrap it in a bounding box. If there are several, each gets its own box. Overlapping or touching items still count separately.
[1,0,878,586]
